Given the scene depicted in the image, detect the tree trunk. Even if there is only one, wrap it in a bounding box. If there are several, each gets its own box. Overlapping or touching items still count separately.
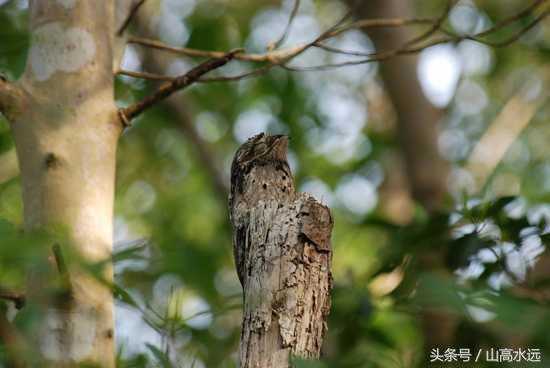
[236,189,333,366]
[351,0,455,356]
[357,0,447,211]
[0,1,128,366]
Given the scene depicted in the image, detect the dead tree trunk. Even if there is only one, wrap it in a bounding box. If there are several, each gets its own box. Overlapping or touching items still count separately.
[229,135,333,368]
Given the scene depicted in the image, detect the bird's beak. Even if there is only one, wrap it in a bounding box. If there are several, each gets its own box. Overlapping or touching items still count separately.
[276,135,289,149]
[272,135,289,160]
[275,134,289,144]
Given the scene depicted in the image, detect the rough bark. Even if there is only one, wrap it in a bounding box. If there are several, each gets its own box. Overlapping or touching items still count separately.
[231,161,333,367]
[0,1,129,366]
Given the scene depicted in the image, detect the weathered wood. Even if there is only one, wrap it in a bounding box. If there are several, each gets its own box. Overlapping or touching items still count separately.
[230,134,333,368]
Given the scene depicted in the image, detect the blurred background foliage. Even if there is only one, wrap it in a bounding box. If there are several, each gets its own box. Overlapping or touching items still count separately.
[1,0,550,367]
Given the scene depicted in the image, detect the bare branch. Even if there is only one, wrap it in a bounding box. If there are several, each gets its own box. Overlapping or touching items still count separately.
[121,49,243,122]
[117,69,175,81]
[117,0,147,36]
[402,0,457,47]
[474,0,546,38]
[314,42,373,57]
[463,8,550,47]
[132,8,230,198]
[198,65,275,83]
[268,0,300,50]
[281,37,451,71]
[128,17,436,63]
[0,77,24,122]
[122,0,546,82]
[129,36,312,63]
[285,5,550,72]
[324,17,434,39]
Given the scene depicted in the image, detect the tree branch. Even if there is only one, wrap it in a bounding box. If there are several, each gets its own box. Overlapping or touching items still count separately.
[129,7,230,199]
[126,17,435,63]
[117,0,147,36]
[268,0,300,50]
[123,0,548,82]
[128,36,312,63]
[402,0,458,48]
[120,49,242,123]
[0,77,24,122]
[117,69,175,81]
[473,0,546,39]
[283,9,549,72]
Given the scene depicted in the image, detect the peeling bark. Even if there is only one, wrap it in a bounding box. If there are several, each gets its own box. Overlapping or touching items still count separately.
[234,165,333,367]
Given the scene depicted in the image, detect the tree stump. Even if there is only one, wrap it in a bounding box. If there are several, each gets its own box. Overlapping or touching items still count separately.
[229,134,333,368]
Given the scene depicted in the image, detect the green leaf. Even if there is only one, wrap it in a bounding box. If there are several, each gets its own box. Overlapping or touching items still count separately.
[145,344,173,368]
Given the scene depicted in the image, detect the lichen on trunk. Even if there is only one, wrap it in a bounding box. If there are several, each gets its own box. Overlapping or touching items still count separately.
[1,1,129,366]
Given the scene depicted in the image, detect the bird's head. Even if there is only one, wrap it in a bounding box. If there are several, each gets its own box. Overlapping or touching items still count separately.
[267,134,289,162]
[236,133,289,164]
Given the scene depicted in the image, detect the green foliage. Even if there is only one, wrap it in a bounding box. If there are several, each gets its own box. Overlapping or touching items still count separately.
[1,0,550,367]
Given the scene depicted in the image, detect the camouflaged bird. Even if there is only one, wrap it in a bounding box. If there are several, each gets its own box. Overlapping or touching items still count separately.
[229,133,294,287]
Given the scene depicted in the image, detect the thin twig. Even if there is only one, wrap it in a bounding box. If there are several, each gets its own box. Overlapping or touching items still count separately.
[127,17,435,63]
[282,37,451,71]
[324,17,434,39]
[122,0,547,80]
[198,64,275,83]
[269,0,301,50]
[117,69,175,81]
[121,48,243,122]
[133,11,230,199]
[117,0,147,36]
[402,0,458,47]
[465,8,550,47]
[473,0,546,38]
[284,5,550,72]
[314,42,373,57]
[129,36,317,63]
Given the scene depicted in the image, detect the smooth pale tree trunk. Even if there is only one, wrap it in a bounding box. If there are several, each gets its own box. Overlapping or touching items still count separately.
[0,1,129,366]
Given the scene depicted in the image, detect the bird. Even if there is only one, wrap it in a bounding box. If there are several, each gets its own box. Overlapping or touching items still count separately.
[229,133,294,287]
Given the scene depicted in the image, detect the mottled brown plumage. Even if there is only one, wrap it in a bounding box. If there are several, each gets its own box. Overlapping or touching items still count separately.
[229,133,294,286]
